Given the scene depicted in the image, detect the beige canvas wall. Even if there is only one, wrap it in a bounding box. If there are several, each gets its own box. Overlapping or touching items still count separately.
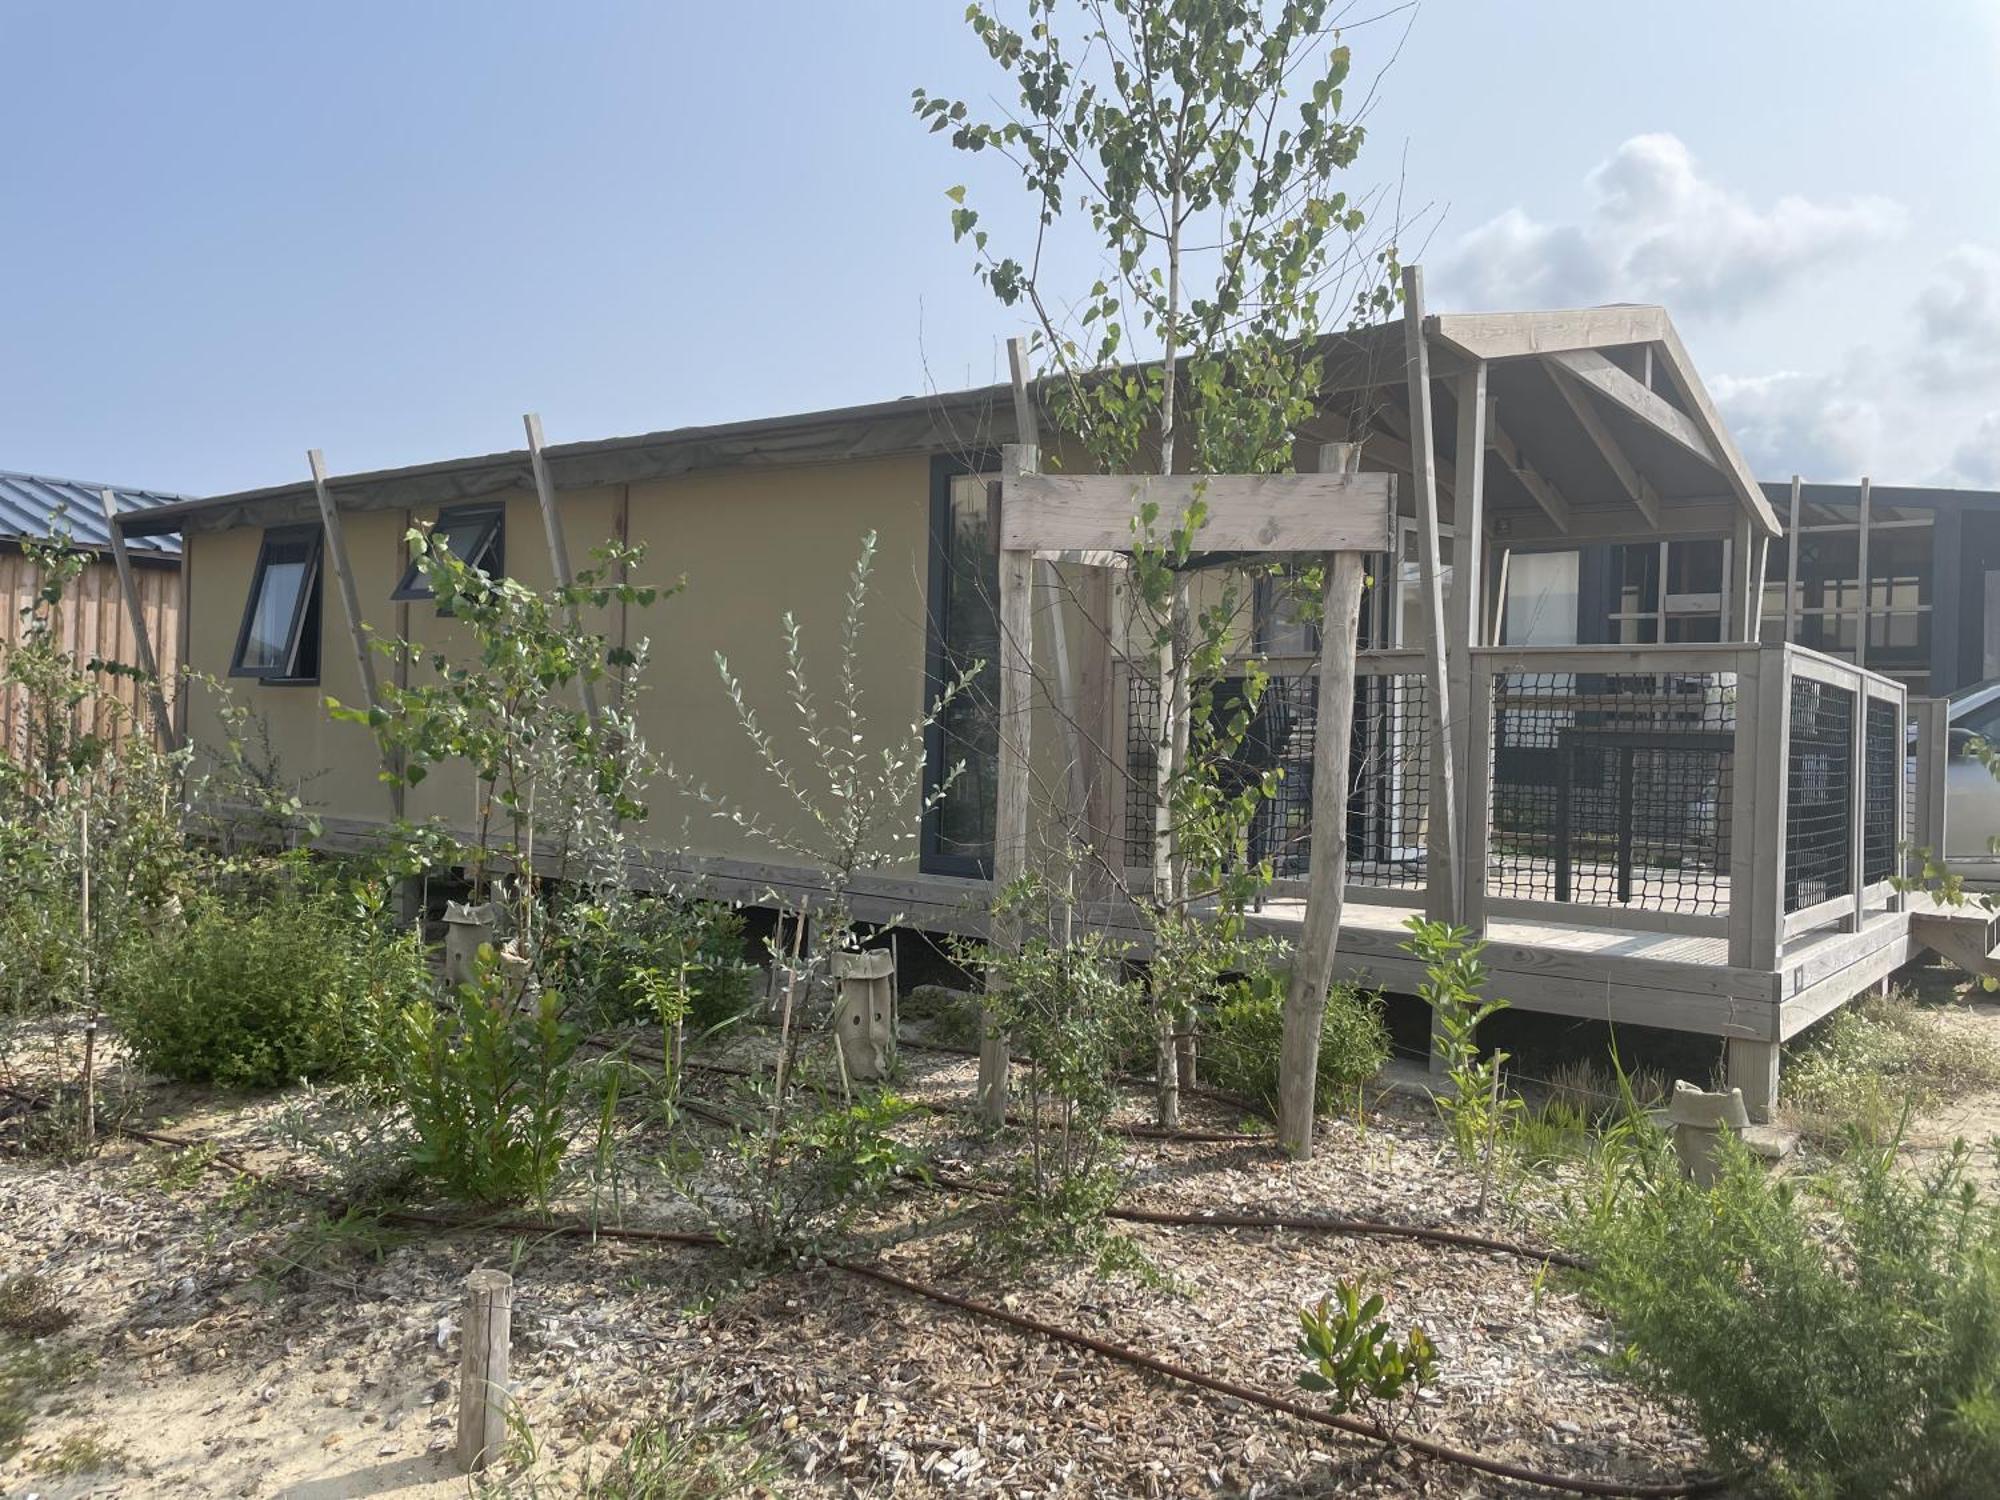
[182,457,948,876]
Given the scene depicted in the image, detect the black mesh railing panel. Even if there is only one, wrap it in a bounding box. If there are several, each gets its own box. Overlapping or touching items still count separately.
[1120,665,1429,885]
[1346,674,1429,888]
[1864,697,1898,887]
[1486,671,1735,916]
[1785,678,1854,912]
[1125,671,1161,865]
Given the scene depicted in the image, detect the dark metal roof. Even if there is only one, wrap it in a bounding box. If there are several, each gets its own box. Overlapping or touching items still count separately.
[0,471,185,556]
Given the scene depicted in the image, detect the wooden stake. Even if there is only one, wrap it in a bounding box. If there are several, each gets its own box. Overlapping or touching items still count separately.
[524,413,601,725]
[455,1268,514,1472]
[1401,267,1460,921]
[95,490,176,752]
[307,452,401,818]
[1278,443,1372,1160]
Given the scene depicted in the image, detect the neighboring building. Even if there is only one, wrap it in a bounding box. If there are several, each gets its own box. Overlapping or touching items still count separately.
[0,470,186,753]
[1499,481,2000,702]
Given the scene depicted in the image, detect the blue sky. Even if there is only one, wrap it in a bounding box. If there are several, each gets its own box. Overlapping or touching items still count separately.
[4,0,1997,497]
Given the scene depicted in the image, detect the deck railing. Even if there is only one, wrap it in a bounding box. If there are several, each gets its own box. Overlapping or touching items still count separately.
[1114,641,1920,966]
[1116,648,1433,906]
[1465,642,1909,965]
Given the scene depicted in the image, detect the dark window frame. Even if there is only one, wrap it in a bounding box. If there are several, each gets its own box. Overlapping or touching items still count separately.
[920,450,1000,879]
[229,523,324,685]
[392,503,506,603]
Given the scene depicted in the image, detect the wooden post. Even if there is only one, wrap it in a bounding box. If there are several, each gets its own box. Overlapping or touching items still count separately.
[981,441,1038,1125]
[307,452,401,818]
[1401,267,1459,921]
[524,413,600,724]
[1449,364,1488,929]
[455,1268,513,1472]
[1726,646,1763,970]
[1783,475,1803,641]
[1008,338,1092,842]
[1910,696,1948,871]
[1854,476,1872,670]
[1846,672,1869,934]
[1277,442,1373,1160]
[1730,511,1756,642]
[95,490,177,752]
[1750,534,1770,643]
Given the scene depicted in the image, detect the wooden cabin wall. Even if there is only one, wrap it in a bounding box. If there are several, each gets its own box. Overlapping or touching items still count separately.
[0,548,180,764]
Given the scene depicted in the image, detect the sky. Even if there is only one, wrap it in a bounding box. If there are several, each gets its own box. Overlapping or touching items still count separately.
[4,0,1999,499]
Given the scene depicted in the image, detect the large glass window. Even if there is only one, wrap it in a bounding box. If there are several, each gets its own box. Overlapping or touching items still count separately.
[230,525,323,683]
[922,459,1000,874]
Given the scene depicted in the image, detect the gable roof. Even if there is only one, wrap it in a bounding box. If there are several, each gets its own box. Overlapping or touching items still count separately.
[0,471,185,556]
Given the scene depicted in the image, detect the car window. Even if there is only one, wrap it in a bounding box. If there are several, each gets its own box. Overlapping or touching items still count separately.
[1958,696,2000,740]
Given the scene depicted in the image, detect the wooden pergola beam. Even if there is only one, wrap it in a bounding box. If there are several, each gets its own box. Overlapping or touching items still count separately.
[1427,306,1670,361]
[1486,410,1574,534]
[1544,348,1716,464]
[1544,357,1662,529]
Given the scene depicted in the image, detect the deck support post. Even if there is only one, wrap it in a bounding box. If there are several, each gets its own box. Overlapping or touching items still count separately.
[95,489,178,753]
[980,441,1038,1126]
[1782,475,1803,640]
[1725,1037,1779,1124]
[1402,267,1460,923]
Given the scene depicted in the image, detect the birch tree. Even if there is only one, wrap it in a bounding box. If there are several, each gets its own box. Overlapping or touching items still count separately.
[919,0,1402,1125]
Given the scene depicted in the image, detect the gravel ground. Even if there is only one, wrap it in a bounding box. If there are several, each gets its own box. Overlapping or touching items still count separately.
[0,1029,1714,1499]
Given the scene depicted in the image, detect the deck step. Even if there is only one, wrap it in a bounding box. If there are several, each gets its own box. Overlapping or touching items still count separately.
[1910,907,2000,980]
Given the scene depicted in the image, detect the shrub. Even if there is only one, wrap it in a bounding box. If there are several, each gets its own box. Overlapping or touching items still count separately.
[554,897,756,1036]
[105,884,431,1088]
[672,1084,926,1267]
[1787,987,2000,1145]
[1297,1280,1439,1426]
[1569,1122,2000,1499]
[386,957,579,1206]
[1207,973,1388,1115]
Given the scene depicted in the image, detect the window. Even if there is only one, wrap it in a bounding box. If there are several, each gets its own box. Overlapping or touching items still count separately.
[392,503,505,601]
[921,456,1000,876]
[230,524,323,683]
[1501,550,1580,646]
[1606,538,1728,643]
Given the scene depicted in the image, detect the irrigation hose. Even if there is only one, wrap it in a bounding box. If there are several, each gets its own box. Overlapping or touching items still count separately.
[925,1171,1588,1271]
[3,1083,1713,1499]
[826,1256,1726,1500]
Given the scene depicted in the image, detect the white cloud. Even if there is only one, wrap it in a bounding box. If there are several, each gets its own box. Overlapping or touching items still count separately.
[1438,133,1905,319]
[1710,365,1885,482]
[1948,411,2000,486]
[1912,244,2000,391]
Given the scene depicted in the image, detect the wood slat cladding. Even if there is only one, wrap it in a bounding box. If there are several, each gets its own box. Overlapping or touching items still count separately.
[0,550,180,761]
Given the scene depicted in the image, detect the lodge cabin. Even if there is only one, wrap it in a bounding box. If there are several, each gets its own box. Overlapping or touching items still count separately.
[113,303,1981,1120]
